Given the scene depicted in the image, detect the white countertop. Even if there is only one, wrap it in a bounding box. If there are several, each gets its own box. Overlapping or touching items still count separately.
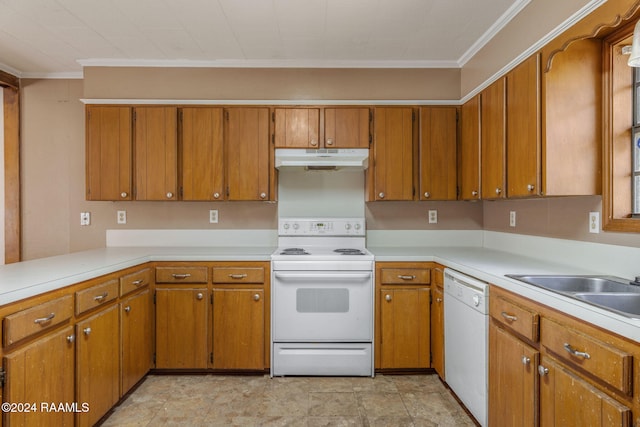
[1,243,639,342]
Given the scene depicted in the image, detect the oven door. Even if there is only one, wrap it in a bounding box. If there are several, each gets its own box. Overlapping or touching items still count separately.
[272,271,373,341]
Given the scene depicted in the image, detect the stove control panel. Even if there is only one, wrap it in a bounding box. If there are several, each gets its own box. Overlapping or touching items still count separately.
[279,218,365,236]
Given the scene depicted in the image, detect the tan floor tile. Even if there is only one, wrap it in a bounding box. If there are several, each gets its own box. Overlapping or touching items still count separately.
[309,392,359,416]
[307,416,365,426]
[364,416,414,427]
[356,392,408,418]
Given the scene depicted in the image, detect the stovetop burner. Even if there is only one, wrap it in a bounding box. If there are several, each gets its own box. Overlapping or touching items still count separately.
[334,248,366,256]
[280,247,310,255]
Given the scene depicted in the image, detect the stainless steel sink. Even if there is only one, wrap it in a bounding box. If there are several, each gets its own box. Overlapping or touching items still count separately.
[573,293,640,317]
[506,275,637,294]
[506,274,640,319]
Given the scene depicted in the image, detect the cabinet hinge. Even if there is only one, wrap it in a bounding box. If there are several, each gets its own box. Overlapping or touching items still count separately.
[430,293,433,304]
[179,186,184,198]
[153,291,156,304]
[412,111,416,122]
[210,352,214,363]
[133,110,136,122]
[271,111,275,122]
[0,368,5,387]
[210,293,213,304]
[226,186,230,197]
[369,134,372,145]
[225,110,229,121]
[369,110,373,122]
[153,353,156,364]
[272,133,275,145]
[456,109,459,124]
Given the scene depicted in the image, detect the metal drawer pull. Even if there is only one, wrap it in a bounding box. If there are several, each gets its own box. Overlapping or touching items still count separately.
[93,292,108,301]
[385,294,392,302]
[132,279,144,286]
[253,294,260,301]
[229,274,248,279]
[196,293,204,300]
[563,343,591,359]
[67,334,75,343]
[398,275,416,280]
[522,356,530,366]
[538,365,549,376]
[124,306,131,313]
[84,327,91,335]
[436,297,443,303]
[34,313,55,324]
[500,312,518,322]
[172,273,192,279]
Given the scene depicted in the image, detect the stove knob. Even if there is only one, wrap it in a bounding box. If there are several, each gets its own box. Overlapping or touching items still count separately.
[345,224,352,230]
[354,224,361,230]
[473,294,481,307]
[292,223,299,230]
[283,223,290,230]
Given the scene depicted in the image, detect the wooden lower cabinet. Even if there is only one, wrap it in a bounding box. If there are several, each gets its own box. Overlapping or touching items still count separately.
[76,304,120,427]
[488,322,539,427]
[155,288,208,369]
[3,326,75,427]
[379,288,430,369]
[121,289,152,394]
[212,288,264,370]
[539,356,631,427]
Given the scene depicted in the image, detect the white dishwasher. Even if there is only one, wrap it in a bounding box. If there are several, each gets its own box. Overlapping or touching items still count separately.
[444,268,489,427]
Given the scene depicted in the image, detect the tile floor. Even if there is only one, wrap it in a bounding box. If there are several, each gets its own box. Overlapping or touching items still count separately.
[101,373,476,426]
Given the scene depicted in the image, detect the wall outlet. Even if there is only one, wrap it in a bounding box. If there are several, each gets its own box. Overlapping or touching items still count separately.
[509,211,516,227]
[80,212,90,226]
[209,210,219,224]
[589,211,600,233]
[428,210,438,224]
[117,210,127,225]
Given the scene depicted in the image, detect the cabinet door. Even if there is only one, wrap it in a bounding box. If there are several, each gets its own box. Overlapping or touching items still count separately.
[4,326,75,427]
[430,266,445,378]
[180,107,224,200]
[155,288,208,369]
[539,356,631,427]
[419,107,457,201]
[325,107,370,148]
[76,304,120,427]
[225,108,270,201]
[134,106,178,200]
[274,108,320,148]
[507,54,541,197]
[481,78,506,199]
[379,288,430,369]
[86,106,132,201]
[373,107,414,201]
[212,288,264,370]
[460,95,481,200]
[488,323,538,427]
[121,290,152,395]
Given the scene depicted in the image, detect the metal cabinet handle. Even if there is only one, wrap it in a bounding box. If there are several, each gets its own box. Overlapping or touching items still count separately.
[471,190,478,196]
[563,343,591,359]
[310,140,318,147]
[253,294,260,301]
[34,313,55,324]
[67,335,75,343]
[196,292,204,300]
[229,274,248,279]
[93,292,108,302]
[522,356,531,366]
[501,311,518,322]
[436,297,443,303]
[378,192,385,199]
[132,279,144,286]
[527,184,535,192]
[213,192,220,199]
[166,192,174,199]
[398,275,416,280]
[424,192,430,198]
[385,294,392,302]
[495,187,502,195]
[124,306,131,313]
[120,192,128,198]
[326,138,334,146]
[83,327,92,336]
[538,365,549,376]
[260,192,267,199]
[172,273,192,279]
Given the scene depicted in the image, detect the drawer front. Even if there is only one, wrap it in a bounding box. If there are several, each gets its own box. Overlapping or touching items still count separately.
[3,294,73,346]
[75,279,119,315]
[380,268,430,285]
[155,266,208,284]
[541,317,632,395]
[212,267,265,284]
[120,268,151,296]
[490,294,539,342]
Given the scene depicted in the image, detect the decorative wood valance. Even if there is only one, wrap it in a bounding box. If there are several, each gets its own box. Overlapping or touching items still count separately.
[0,70,19,90]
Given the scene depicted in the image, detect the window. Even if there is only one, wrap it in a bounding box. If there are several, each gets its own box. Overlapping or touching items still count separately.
[603,21,640,231]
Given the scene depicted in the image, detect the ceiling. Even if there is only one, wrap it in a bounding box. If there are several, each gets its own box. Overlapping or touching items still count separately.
[0,0,529,78]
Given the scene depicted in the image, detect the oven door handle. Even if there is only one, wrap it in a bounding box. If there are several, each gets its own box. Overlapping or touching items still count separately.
[274,272,372,281]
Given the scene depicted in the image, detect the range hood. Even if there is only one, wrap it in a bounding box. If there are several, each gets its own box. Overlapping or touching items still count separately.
[275,148,369,170]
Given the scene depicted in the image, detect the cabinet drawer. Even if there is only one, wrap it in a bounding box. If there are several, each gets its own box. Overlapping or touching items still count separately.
[3,294,73,346]
[212,267,265,284]
[120,268,151,296]
[490,294,539,342]
[380,268,430,285]
[155,267,208,284]
[541,317,633,396]
[75,279,118,315]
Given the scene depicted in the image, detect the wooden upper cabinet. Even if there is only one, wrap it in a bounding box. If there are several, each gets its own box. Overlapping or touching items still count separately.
[134,106,178,201]
[373,107,414,201]
[419,106,458,201]
[225,107,270,201]
[274,108,320,148]
[324,107,370,148]
[86,106,132,201]
[460,95,481,200]
[180,107,225,201]
[507,54,541,198]
[481,78,507,200]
